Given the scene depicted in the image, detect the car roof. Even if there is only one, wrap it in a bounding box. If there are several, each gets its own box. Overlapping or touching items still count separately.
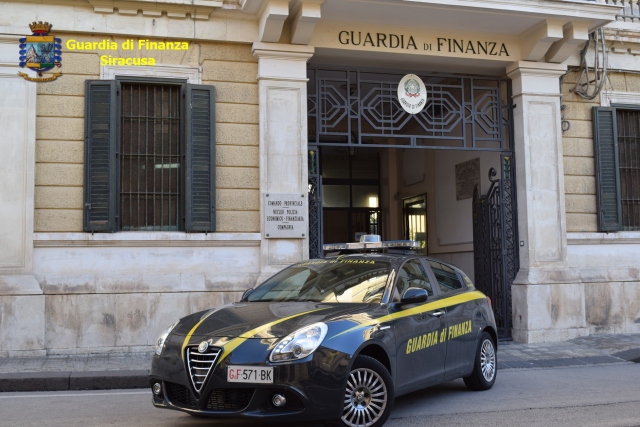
[318,252,462,271]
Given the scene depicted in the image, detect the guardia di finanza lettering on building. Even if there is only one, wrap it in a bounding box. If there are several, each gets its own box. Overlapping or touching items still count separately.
[338,31,509,56]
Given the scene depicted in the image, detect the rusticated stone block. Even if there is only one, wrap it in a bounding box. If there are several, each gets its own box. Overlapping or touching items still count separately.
[204,81,258,105]
[217,145,259,167]
[216,166,259,189]
[563,156,595,176]
[565,194,596,214]
[561,119,592,139]
[37,95,85,118]
[202,61,257,83]
[217,210,259,232]
[562,101,597,121]
[566,213,597,232]
[36,163,83,186]
[564,175,595,195]
[563,138,594,157]
[37,117,83,141]
[217,123,259,146]
[37,140,84,163]
[36,74,87,96]
[34,209,82,232]
[35,186,83,209]
[58,52,100,76]
[199,43,256,63]
[217,189,259,210]
[217,103,259,124]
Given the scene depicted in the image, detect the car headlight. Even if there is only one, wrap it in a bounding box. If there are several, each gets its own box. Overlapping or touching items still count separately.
[154,320,179,356]
[270,322,328,362]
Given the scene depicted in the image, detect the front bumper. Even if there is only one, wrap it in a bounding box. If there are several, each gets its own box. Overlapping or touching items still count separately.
[150,345,351,422]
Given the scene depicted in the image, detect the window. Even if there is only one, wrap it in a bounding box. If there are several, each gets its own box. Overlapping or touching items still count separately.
[593,106,640,231]
[394,259,433,301]
[427,260,464,293]
[83,78,216,232]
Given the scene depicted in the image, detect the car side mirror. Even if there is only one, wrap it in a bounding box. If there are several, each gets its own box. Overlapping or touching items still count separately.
[400,287,428,305]
[241,288,253,301]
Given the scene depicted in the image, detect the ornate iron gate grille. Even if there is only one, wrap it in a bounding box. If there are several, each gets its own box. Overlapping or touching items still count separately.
[308,148,322,259]
[308,67,511,150]
[472,156,519,339]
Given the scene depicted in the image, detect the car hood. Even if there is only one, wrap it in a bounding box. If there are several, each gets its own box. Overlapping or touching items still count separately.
[173,301,373,339]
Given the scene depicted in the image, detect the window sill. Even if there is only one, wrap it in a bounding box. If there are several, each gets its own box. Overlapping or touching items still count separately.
[567,232,640,245]
[33,232,261,247]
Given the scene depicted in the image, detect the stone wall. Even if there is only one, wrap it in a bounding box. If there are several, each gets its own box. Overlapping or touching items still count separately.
[558,70,640,338]
[21,35,263,355]
[34,36,260,233]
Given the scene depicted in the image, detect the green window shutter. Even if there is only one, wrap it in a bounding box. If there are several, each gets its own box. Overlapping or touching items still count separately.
[83,80,117,232]
[592,107,622,232]
[185,84,216,232]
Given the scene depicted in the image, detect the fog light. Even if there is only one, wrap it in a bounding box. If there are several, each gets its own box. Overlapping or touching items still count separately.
[272,393,286,407]
[152,382,162,396]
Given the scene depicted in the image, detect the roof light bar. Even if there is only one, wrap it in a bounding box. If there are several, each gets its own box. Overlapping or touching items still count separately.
[322,235,420,251]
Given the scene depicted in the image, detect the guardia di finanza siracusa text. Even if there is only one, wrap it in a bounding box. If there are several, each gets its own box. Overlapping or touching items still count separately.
[65,39,189,66]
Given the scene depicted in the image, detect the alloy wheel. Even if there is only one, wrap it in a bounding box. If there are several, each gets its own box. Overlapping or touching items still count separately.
[342,367,388,427]
[480,339,496,382]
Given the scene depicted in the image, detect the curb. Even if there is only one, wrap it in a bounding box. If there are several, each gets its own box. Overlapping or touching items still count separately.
[0,370,149,392]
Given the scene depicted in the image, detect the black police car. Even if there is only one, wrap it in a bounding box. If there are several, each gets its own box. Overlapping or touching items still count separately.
[150,236,497,427]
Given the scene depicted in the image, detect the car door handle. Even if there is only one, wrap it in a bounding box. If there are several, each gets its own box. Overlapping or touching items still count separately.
[430,311,445,317]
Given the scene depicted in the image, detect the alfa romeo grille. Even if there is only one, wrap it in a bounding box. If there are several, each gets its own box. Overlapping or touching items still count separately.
[165,382,197,408]
[186,345,221,394]
[206,388,255,410]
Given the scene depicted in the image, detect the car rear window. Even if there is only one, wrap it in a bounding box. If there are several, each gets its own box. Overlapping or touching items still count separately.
[427,260,464,293]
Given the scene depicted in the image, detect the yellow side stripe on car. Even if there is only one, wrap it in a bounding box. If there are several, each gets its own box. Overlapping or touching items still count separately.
[181,307,329,363]
[215,308,330,365]
[181,309,219,360]
[328,290,487,340]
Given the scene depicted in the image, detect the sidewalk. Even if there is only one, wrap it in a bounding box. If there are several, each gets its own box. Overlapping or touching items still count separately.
[0,334,639,392]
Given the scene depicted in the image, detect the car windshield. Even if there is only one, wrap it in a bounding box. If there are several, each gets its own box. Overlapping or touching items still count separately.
[246,259,391,303]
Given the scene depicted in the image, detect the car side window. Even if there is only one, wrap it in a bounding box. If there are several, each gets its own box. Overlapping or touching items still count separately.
[394,259,434,301]
[428,260,464,293]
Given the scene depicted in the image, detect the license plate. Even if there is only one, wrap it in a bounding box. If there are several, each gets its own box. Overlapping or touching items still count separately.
[227,366,274,384]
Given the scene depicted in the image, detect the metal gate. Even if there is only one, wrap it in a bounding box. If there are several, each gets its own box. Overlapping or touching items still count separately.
[308,147,322,259]
[472,155,519,339]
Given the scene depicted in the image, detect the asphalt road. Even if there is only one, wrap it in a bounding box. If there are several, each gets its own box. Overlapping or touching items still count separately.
[1,364,639,427]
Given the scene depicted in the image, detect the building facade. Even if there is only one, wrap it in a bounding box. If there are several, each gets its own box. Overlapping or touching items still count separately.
[0,0,639,355]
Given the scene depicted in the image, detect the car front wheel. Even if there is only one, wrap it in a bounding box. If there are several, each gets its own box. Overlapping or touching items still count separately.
[339,355,394,427]
[463,331,497,391]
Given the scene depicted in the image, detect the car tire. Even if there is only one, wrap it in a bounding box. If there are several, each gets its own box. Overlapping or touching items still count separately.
[338,355,394,427]
[463,331,497,391]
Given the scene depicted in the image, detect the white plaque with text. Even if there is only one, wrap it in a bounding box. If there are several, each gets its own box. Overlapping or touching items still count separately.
[264,193,307,239]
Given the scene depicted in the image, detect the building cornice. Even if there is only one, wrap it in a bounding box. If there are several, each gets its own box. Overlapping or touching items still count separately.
[567,232,640,245]
[33,232,262,248]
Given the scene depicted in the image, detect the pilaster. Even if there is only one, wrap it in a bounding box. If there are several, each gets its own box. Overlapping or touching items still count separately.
[507,61,588,343]
[253,42,314,281]
[0,34,45,355]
